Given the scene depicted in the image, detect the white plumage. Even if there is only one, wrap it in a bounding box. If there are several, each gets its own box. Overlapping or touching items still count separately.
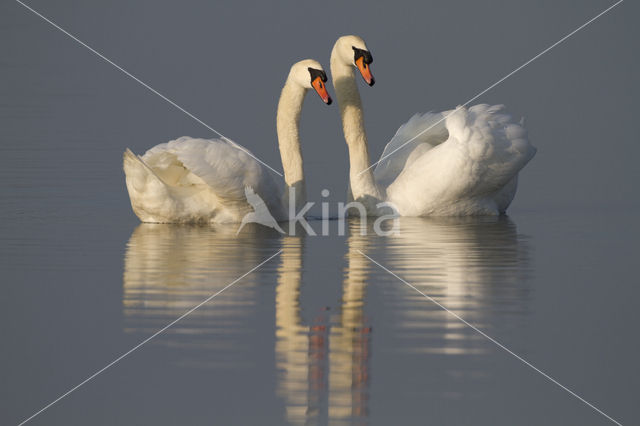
[123,137,283,223]
[379,105,536,215]
[123,59,330,224]
[331,35,536,216]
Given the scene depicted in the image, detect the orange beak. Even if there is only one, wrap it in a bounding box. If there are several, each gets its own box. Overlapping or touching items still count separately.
[312,77,332,105]
[356,56,375,86]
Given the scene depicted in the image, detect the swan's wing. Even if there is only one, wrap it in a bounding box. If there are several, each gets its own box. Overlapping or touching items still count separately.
[450,104,536,191]
[142,137,282,211]
[373,112,450,188]
[386,105,536,215]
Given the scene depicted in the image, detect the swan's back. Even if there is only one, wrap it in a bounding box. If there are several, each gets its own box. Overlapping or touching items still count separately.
[123,137,283,223]
[385,105,536,216]
[374,111,449,189]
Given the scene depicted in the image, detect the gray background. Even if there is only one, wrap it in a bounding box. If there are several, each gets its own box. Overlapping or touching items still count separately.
[1,1,638,425]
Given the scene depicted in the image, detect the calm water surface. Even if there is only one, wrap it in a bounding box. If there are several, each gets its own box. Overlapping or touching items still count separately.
[2,206,638,425]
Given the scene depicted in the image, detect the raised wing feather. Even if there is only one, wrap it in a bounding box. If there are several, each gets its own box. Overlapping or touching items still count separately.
[143,137,281,209]
[385,105,536,215]
[374,111,450,188]
[132,136,285,221]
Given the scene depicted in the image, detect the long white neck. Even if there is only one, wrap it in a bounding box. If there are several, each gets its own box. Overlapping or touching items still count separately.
[330,48,382,205]
[276,77,307,211]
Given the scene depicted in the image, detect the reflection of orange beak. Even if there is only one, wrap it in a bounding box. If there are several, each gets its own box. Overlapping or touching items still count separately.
[312,77,332,105]
[356,57,375,86]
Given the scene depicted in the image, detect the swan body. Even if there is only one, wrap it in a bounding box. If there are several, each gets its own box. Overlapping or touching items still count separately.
[123,138,283,223]
[331,35,536,216]
[124,59,332,224]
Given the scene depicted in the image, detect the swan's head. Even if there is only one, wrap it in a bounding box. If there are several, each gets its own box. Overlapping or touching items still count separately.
[289,59,332,105]
[333,35,375,86]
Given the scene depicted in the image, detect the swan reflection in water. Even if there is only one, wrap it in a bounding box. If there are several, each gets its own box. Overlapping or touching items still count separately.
[380,216,532,357]
[274,217,530,424]
[275,223,372,425]
[123,216,530,423]
[123,223,281,368]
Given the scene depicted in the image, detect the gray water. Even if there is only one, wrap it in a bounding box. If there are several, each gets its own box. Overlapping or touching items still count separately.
[2,1,639,425]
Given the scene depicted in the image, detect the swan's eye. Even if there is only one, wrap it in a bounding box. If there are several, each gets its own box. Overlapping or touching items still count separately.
[352,47,373,66]
[308,67,327,85]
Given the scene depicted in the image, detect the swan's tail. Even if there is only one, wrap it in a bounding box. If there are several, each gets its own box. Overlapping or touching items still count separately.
[123,148,166,190]
[123,148,171,222]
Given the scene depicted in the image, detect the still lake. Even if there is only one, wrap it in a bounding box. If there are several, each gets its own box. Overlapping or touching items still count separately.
[1,179,638,425]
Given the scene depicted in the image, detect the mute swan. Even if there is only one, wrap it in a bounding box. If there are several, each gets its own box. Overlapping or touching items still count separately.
[331,35,537,216]
[123,59,332,223]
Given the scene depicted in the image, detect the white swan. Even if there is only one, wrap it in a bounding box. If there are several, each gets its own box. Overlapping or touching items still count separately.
[331,35,537,216]
[123,59,332,223]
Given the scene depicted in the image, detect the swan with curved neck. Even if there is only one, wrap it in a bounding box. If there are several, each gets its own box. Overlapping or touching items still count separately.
[277,62,331,211]
[123,59,331,223]
[330,35,536,216]
[330,36,381,210]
